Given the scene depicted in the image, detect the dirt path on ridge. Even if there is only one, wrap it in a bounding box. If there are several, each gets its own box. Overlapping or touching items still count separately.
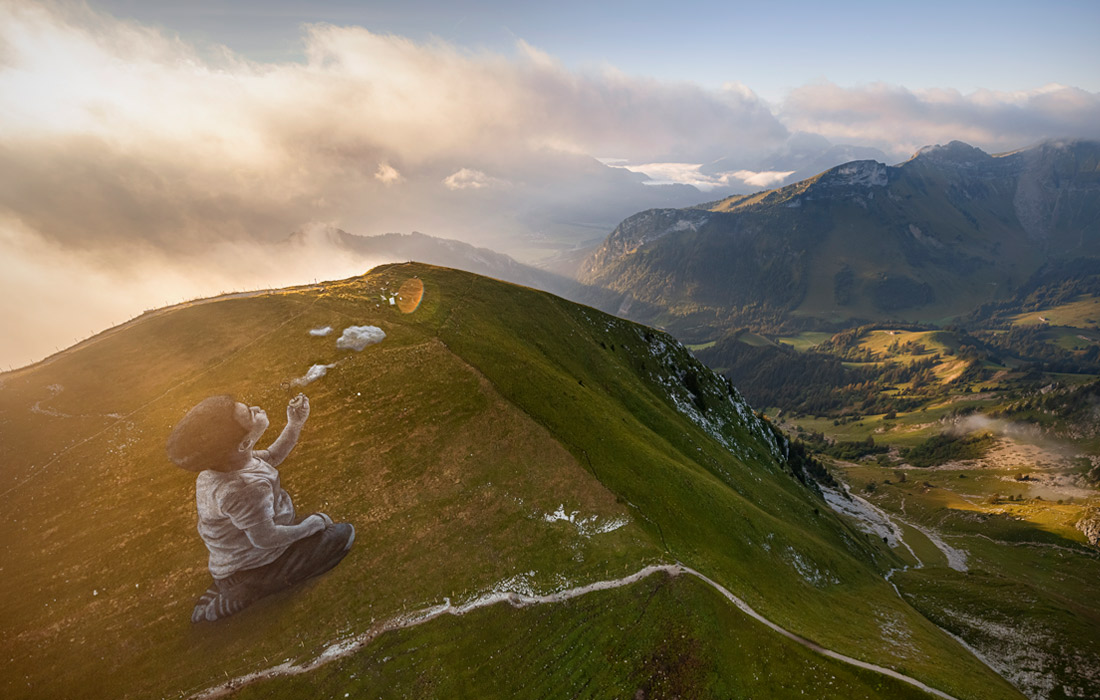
[190,563,961,700]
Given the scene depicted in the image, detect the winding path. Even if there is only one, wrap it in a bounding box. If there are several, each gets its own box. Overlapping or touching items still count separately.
[191,563,959,700]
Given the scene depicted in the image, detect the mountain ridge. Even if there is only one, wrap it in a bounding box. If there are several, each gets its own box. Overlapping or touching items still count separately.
[0,263,1018,699]
[579,139,1100,339]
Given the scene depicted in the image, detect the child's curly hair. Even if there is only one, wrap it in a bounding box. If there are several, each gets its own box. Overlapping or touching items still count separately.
[166,395,248,472]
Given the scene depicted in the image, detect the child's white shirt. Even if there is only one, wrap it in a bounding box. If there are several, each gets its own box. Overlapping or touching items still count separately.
[195,458,296,579]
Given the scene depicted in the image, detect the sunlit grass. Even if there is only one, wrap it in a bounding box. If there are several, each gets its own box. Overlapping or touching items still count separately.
[1010,296,1100,328]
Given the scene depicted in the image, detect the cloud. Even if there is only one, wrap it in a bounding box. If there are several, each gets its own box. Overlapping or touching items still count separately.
[781,81,1100,160]
[0,2,787,366]
[0,217,385,369]
[374,162,404,185]
[730,170,796,188]
[607,162,794,191]
[443,168,506,190]
[0,4,789,250]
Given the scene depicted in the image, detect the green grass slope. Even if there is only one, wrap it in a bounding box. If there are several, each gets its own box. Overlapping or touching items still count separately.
[230,572,937,700]
[0,264,1019,699]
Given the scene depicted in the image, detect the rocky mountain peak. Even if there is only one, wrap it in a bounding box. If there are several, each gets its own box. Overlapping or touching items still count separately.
[817,160,888,188]
[911,140,992,166]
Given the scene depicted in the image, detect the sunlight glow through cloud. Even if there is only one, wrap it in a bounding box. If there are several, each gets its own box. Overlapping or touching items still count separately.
[442,168,507,190]
[607,163,795,191]
[374,162,404,185]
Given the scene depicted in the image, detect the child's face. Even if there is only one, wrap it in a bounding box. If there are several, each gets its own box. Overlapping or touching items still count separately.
[234,402,269,451]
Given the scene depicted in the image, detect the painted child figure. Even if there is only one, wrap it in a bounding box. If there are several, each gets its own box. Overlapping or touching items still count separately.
[166,392,354,622]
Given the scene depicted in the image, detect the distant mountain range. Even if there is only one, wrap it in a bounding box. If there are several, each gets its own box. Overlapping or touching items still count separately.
[579,139,1100,340]
[286,228,570,291]
[701,135,890,188]
[284,227,622,311]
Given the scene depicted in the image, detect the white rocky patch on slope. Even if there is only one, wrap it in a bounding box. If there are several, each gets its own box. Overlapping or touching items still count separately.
[912,522,968,572]
[542,505,629,537]
[875,609,917,655]
[939,608,1064,700]
[670,217,706,233]
[784,545,840,587]
[30,384,70,417]
[820,482,904,547]
[637,329,779,464]
[832,161,888,187]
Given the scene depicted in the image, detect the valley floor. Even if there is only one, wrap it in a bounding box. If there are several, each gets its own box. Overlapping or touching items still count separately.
[797,425,1100,700]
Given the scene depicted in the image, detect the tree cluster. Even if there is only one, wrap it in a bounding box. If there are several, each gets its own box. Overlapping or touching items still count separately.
[901,432,995,468]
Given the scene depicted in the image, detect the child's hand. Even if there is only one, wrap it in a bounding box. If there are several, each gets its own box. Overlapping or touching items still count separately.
[296,514,326,537]
[287,393,310,426]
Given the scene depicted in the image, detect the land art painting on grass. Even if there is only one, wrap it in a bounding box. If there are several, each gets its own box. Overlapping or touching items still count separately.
[1,264,1028,700]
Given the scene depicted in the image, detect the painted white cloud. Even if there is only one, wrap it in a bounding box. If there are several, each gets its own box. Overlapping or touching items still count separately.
[443,168,505,191]
[309,326,334,337]
[336,325,386,351]
[292,363,336,386]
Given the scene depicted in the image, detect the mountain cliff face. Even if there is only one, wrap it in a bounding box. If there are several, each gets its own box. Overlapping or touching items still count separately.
[0,264,1017,699]
[579,140,1100,338]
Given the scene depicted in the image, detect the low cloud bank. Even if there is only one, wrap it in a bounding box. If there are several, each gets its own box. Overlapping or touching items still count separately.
[948,413,1078,458]
[0,2,787,254]
[950,414,1044,441]
[783,82,1100,161]
[0,220,384,370]
[607,162,795,191]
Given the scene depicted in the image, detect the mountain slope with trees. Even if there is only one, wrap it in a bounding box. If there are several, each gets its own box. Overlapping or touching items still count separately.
[579,140,1100,341]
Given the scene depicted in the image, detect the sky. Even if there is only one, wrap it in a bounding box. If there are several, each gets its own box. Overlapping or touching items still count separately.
[83,0,1100,100]
[2,0,1100,369]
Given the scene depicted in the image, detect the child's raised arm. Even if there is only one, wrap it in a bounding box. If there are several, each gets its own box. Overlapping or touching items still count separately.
[255,393,310,467]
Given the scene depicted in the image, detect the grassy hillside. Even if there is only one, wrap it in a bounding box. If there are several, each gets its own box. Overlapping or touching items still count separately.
[0,264,1019,699]
[229,572,937,700]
